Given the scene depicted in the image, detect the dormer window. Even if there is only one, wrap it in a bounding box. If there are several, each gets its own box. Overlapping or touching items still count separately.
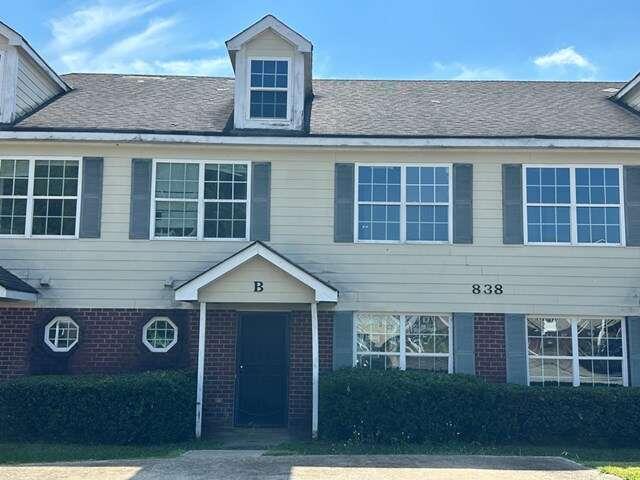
[249,59,289,119]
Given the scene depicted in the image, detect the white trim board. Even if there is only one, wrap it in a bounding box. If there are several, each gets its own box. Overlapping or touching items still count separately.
[3,131,640,150]
[174,241,338,303]
[0,285,37,301]
[225,15,312,53]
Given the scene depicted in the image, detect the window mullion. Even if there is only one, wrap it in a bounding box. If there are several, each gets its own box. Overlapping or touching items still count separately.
[571,318,580,386]
[400,166,406,242]
[197,161,204,240]
[25,159,34,237]
[399,315,406,370]
[570,167,577,245]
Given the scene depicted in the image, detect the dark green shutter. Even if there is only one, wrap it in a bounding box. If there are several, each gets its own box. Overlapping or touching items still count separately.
[79,157,103,238]
[503,164,524,244]
[627,317,640,386]
[129,158,152,239]
[333,311,354,369]
[453,312,475,374]
[505,313,527,384]
[624,166,640,246]
[334,163,355,243]
[452,163,473,244]
[250,162,271,241]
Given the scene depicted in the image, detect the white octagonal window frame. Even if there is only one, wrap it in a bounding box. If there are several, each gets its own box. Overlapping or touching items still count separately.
[44,316,79,352]
[143,316,178,353]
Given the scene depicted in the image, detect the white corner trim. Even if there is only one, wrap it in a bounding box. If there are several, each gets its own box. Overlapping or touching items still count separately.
[226,15,312,52]
[3,130,640,150]
[142,316,179,353]
[174,242,338,302]
[0,285,37,301]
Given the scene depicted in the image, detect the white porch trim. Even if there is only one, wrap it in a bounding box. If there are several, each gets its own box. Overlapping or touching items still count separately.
[0,285,37,301]
[174,241,338,303]
[195,301,207,439]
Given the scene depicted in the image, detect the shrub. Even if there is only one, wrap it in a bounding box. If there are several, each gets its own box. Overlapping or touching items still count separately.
[319,368,640,446]
[0,369,195,444]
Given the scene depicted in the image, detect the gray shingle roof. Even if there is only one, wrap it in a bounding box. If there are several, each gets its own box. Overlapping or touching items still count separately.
[10,73,640,138]
[0,266,38,294]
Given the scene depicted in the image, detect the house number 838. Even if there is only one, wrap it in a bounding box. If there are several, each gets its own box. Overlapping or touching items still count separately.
[472,284,503,295]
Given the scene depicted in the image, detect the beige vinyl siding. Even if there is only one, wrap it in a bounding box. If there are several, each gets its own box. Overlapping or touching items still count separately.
[198,257,314,303]
[1,142,640,316]
[15,52,61,118]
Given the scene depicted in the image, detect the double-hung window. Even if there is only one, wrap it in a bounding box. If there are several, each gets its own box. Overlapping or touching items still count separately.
[152,160,250,240]
[249,59,288,119]
[356,165,452,243]
[354,312,453,372]
[524,166,624,245]
[527,316,627,386]
[0,157,81,238]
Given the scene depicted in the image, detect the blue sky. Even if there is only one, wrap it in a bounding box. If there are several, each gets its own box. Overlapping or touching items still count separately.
[2,0,639,82]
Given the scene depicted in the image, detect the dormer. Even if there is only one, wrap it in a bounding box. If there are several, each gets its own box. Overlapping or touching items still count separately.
[226,15,313,131]
[614,71,640,115]
[0,21,69,125]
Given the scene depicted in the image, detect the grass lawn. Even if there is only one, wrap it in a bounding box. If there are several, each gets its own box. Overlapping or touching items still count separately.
[0,439,222,465]
[267,441,640,478]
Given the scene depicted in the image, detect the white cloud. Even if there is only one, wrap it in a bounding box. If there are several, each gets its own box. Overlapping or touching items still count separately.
[46,0,231,76]
[49,0,167,48]
[533,46,595,70]
[432,62,507,80]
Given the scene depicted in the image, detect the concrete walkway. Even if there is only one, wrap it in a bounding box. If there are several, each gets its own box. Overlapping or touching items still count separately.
[0,450,617,480]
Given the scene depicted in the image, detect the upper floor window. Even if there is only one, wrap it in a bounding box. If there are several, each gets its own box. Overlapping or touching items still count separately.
[0,158,81,238]
[524,166,624,245]
[355,312,452,372]
[152,160,250,240]
[527,316,627,386]
[356,165,451,243]
[249,59,288,119]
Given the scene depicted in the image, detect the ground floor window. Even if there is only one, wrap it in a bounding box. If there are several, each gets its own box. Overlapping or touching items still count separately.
[354,312,452,372]
[526,316,627,386]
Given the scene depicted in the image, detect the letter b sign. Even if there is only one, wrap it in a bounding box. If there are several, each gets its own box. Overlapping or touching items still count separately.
[254,281,264,292]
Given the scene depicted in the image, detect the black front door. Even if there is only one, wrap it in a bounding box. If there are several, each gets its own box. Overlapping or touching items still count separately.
[236,313,288,426]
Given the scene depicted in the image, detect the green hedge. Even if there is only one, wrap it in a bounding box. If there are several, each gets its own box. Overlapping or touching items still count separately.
[0,370,196,444]
[320,369,640,446]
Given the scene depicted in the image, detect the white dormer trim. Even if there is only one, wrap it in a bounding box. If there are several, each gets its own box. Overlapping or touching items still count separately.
[225,15,312,54]
[614,71,640,102]
[0,22,69,92]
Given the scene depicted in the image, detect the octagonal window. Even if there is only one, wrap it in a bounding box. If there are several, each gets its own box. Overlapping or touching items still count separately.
[44,316,79,352]
[143,317,178,352]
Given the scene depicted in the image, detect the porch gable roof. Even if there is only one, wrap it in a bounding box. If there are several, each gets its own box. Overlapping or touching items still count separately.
[174,241,338,303]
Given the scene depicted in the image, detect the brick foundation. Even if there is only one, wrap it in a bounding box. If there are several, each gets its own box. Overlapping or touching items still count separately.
[474,313,507,383]
[0,308,36,380]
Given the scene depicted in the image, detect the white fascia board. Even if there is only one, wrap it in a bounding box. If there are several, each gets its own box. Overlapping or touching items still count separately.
[615,72,640,101]
[0,286,37,302]
[226,15,312,52]
[0,24,69,92]
[174,243,338,303]
[3,130,640,150]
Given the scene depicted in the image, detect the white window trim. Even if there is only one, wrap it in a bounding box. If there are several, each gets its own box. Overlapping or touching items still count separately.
[246,56,292,123]
[525,314,629,387]
[354,163,453,244]
[150,159,251,241]
[142,316,178,353]
[522,164,625,247]
[352,312,454,373]
[44,316,79,352]
[0,156,83,239]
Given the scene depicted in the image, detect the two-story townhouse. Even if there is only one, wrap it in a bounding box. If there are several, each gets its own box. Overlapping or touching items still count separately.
[1,15,640,438]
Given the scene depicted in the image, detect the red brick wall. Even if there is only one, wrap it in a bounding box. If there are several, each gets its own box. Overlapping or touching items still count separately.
[200,310,238,427]
[0,307,197,378]
[0,308,36,380]
[288,310,333,428]
[474,313,506,383]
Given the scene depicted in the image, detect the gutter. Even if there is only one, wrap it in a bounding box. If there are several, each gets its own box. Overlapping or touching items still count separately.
[2,130,640,149]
